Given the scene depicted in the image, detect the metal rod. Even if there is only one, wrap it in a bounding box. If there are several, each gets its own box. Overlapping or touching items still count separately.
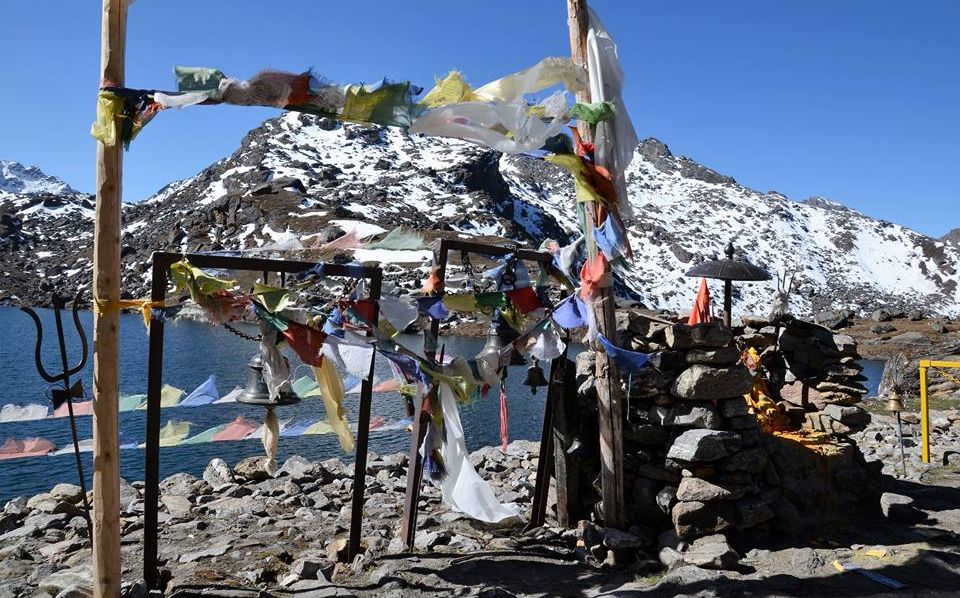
[51,295,92,534]
[347,269,382,562]
[895,412,908,477]
[143,253,168,590]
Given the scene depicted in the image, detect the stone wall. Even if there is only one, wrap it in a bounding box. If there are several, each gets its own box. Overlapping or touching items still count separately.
[575,314,879,568]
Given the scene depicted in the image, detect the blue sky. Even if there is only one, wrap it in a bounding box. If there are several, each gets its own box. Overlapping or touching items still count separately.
[1,1,957,237]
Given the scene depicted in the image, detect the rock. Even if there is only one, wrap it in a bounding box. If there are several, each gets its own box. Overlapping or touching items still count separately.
[683,534,739,569]
[823,404,870,430]
[656,564,724,588]
[671,364,753,400]
[179,540,232,563]
[284,557,335,584]
[813,310,851,329]
[803,412,852,435]
[719,397,749,418]
[118,478,139,511]
[234,456,274,482]
[720,447,767,474]
[159,472,202,499]
[39,539,84,560]
[671,403,722,429]
[656,486,678,514]
[50,484,84,504]
[870,323,896,334]
[684,347,740,366]
[871,308,893,322]
[55,584,93,598]
[736,497,774,528]
[160,495,192,518]
[667,430,742,462]
[602,528,644,550]
[672,501,735,539]
[203,458,235,487]
[26,494,79,516]
[659,546,684,568]
[326,538,349,562]
[38,565,92,596]
[931,321,948,333]
[907,309,924,321]
[879,492,923,522]
[665,322,733,350]
[676,477,748,501]
[888,331,931,345]
[279,455,325,483]
[24,512,70,532]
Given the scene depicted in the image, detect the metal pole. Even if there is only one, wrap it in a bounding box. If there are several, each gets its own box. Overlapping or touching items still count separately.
[920,361,930,463]
[723,280,732,328]
[93,0,127,594]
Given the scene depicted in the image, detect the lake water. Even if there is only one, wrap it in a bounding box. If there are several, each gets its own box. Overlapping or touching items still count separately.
[0,307,553,503]
[0,307,888,504]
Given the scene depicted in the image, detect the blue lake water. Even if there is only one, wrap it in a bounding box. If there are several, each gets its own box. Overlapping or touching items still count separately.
[0,307,887,504]
[0,307,554,503]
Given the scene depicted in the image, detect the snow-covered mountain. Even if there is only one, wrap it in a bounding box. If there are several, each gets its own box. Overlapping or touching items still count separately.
[2,112,958,317]
[0,160,77,195]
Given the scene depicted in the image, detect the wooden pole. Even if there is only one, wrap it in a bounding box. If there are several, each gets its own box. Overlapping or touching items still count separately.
[93,0,127,594]
[567,0,626,529]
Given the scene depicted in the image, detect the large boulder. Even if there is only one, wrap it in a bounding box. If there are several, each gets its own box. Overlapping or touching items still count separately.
[672,501,735,539]
[671,365,753,400]
[667,430,742,462]
[664,323,733,350]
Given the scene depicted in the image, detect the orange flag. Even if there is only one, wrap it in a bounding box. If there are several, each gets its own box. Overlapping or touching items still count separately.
[688,278,713,325]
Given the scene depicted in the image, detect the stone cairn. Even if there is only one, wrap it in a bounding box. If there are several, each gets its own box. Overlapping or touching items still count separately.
[770,317,872,436]
[575,314,878,569]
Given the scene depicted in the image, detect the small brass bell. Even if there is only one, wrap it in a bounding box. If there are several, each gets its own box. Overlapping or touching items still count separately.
[237,353,300,406]
[886,391,905,413]
[522,360,549,395]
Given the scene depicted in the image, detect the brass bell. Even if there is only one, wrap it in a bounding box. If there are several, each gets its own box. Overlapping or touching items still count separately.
[237,353,300,407]
[522,360,549,395]
[886,391,905,413]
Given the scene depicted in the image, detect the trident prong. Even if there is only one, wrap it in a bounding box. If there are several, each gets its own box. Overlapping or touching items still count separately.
[21,291,88,382]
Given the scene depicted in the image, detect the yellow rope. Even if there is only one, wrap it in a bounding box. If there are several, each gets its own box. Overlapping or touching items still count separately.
[93,298,168,328]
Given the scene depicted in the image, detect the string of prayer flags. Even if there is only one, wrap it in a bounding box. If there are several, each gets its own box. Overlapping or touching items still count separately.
[505,288,541,314]
[321,335,375,381]
[471,57,587,104]
[0,404,49,423]
[0,437,56,460]
[309,359,355,452]
[579,254,609,300]
[170,259,236,301]
[378,296,419,332]
[597,334,653,374]
[178,375,219,407]
[552,294,588,330]
[567,100,615,125]
[442,294,478,313]
[253,283,292,313]
[282,320,327,367]
[592,214,631,262]
[420,71,477,108]
[156,421,192,447]
[416,296,449,320]
[475,291,509,311]
[214,416,261,441]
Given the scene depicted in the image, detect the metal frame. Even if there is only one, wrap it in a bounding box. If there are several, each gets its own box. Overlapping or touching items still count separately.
[399,238,570,548]
[143,252,382,589]
[919,359,960,464]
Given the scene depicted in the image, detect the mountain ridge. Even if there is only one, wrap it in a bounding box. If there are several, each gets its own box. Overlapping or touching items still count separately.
[1,113,958,318]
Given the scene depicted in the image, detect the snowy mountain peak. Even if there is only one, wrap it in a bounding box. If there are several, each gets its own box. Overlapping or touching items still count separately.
[0,160,77,195]
[1,113,957,317]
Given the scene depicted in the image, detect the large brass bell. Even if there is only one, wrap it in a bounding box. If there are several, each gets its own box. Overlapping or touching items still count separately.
[237,353,300,406]
[522,360,549,395]
[886,390,905,413]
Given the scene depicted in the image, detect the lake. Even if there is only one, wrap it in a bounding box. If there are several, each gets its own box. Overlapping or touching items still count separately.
[0,307,887,503]
[0,307,554,503]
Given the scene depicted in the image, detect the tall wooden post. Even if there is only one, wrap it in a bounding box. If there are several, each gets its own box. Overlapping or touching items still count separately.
[567,0,626,529]
[93,0,127,595]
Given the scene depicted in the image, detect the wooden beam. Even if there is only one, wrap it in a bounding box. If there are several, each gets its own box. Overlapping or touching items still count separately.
[92,0,127,595]
[567,0,626,529]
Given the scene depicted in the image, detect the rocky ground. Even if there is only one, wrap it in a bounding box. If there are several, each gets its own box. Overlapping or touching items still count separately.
[2,437,960,597]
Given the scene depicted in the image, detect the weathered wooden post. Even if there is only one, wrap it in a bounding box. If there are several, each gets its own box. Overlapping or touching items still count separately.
[566,0,626,528]
[93,0,127,594]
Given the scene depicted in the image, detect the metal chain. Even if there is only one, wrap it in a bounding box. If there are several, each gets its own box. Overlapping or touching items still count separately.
[223,322,261,342]
[930,366,960,387]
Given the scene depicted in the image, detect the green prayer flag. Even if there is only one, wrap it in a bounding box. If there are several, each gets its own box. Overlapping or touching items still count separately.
[475,292,508,309]
[568,101,616,125]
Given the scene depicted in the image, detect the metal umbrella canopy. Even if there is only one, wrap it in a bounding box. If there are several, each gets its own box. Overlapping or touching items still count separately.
[685,242,771,327]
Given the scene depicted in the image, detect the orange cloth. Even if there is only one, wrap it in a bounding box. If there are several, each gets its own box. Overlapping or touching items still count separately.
[687,278,713,325]
[579,254,609,301]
